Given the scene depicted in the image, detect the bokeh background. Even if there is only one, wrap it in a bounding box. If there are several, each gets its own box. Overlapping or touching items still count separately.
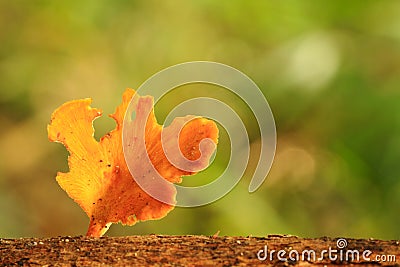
[1,1,399,239]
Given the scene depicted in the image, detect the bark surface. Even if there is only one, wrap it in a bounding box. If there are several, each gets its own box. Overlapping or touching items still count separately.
[1,235,399,266]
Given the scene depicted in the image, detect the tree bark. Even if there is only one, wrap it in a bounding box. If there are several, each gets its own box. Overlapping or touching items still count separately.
[1,235,399,266]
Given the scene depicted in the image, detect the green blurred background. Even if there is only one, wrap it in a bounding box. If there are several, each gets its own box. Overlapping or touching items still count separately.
[1,1,399,239]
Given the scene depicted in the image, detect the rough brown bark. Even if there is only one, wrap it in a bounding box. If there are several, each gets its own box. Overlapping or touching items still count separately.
[1,235,399,266]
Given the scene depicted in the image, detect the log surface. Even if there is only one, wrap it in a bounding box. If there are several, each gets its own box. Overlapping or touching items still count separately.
[1,235,399,266]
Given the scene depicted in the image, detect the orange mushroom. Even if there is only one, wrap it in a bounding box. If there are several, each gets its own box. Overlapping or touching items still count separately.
[48,89,218,237]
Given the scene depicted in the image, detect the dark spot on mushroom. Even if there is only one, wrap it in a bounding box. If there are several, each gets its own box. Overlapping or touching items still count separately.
[99,160,103,162]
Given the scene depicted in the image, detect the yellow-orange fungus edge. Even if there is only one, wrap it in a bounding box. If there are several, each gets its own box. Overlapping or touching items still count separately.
[47,88,219,237]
